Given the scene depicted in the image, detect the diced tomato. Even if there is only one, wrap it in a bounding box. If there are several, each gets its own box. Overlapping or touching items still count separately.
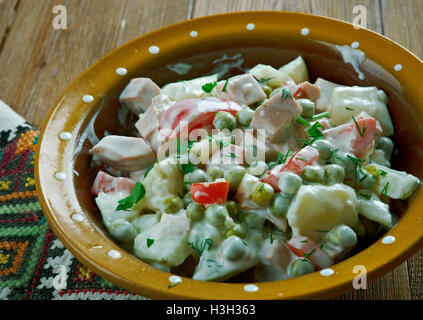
[190,180,229,205]
[91,171,135,196]
[323,117,381,158]
[261,146,320,191]
[286,235,333,270]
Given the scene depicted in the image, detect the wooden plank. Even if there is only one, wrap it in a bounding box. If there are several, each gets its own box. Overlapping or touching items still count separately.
[0,0,19,50]
[0,0,191,128]
[381,0,423,300]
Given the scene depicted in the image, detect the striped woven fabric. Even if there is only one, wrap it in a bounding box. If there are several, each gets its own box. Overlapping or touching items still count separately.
[0,101,146,300]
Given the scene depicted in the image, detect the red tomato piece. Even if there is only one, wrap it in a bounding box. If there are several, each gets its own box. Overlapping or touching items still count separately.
[286,235,333,270]
[91,171,135,196]
[190,180,229,205]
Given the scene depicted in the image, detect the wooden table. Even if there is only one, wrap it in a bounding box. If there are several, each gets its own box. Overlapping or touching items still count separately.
[0,0,421,300]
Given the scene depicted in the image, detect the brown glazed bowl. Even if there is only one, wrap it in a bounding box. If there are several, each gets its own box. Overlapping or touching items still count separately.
[35,11,423,299]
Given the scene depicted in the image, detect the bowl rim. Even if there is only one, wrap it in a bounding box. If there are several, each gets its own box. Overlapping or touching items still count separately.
[35,10,423,300]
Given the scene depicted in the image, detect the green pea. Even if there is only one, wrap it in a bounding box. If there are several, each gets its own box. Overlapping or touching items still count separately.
[224,223,247,238]
[297,98,315,119]
[186,203,204,221]
[205,204,228,227]
[225,200,239,220]
[278,172,302,195]
[247,160,267,177]
[289,259,315,278]
[213,111,237,131]
[252,182,275,206]
[270,192,292,218]
[222,236,247,261]
[161,195,184,213]
[327,225,357,248]
[324,164,345,184]
[110,219,137,242]
[312,139,333,160]
[302,165,324,183]
[225,165,247,191]
[184,169,208,190]
[241,210,264,229]
[183,192,193,207]
[206,166,224,180]
[376,137,394,157]
[357,169,376,189]
[335,153,357,178]
[236,107,254,127]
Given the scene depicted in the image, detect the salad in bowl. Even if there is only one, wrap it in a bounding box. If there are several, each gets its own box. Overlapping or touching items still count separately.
[88,55,420,283]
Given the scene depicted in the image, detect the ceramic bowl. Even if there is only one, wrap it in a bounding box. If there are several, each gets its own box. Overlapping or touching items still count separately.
[35,11,423,299]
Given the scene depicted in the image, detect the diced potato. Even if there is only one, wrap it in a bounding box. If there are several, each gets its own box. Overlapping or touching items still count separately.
[370,149,391,167]
[133,158,183,212]
[235,173,261,210]
[192,236,259,281]
[287,184,358,242]
[279,56,309,84]
[190,138,219,164]
[365,164,420,200]
[161,74,218,101]
[357,192,393,228]
[330,86,394,136]
[249,64,293,89]
[131,213,161,233]
[187,220,224,255]
[133,213,192,267]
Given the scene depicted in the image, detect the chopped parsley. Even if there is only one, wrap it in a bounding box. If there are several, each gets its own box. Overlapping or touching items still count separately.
[345,107,354,111]
[360,193,371,200]
[258,183,264,192]
[268,150,291,169]
[296,116,311,126]
[222,79,229,92]
[382,182,390,196]
[320,243,325,249]
[281,88,293,100]
[144,164,154,177]
[225,152,239,158]
[168,281,181,289]
[311,112,330,121]
[379,170,388,176]
[352,116,367,137]
[202,81,218,93]
[347,154,365,167]
[146,238,154,248]
[116,182,145,211]
[207,259,224,268]
[300,139,312,147]
[296,157,309,162]
[331,148,343,161]
[306,122,325,140]
[303,248,316,261]
[181,161,195,174]
[300,239,308,243]
[269,229,273,244]
[187,238,213,256]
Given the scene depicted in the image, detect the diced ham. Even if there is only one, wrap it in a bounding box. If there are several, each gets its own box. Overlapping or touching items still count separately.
[314,78,342,112]
[91,171,135,196]
[90,135,156,172]
[119,78,161,115]
[261,146,319,191]
[216,74,266,106]
[323,116,382,158]
[286,235,333,270]
[251,91,302,143]
[293,81,321,101]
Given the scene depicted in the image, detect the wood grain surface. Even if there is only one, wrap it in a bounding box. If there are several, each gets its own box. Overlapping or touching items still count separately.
[0,0,421,300]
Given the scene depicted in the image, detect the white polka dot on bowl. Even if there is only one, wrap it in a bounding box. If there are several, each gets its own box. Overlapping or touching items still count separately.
[244,284,259,292]
[320,268,335,277]
[107,250,121,259]
[246,23,255,31]
[190,30,198,37]
[169,275,182,283]
[394,64,403,71]
[59,132,72,141]
[351,41,360,49]
[301,27,310,36]
[71,213,84,222]
[382,235,396,244]
[54,172,66,181]
[148,46,160,54]
[82,95,94,103]
[116,67,127,76]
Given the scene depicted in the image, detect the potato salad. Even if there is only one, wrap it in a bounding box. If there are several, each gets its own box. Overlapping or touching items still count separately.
[89,56,420,283]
